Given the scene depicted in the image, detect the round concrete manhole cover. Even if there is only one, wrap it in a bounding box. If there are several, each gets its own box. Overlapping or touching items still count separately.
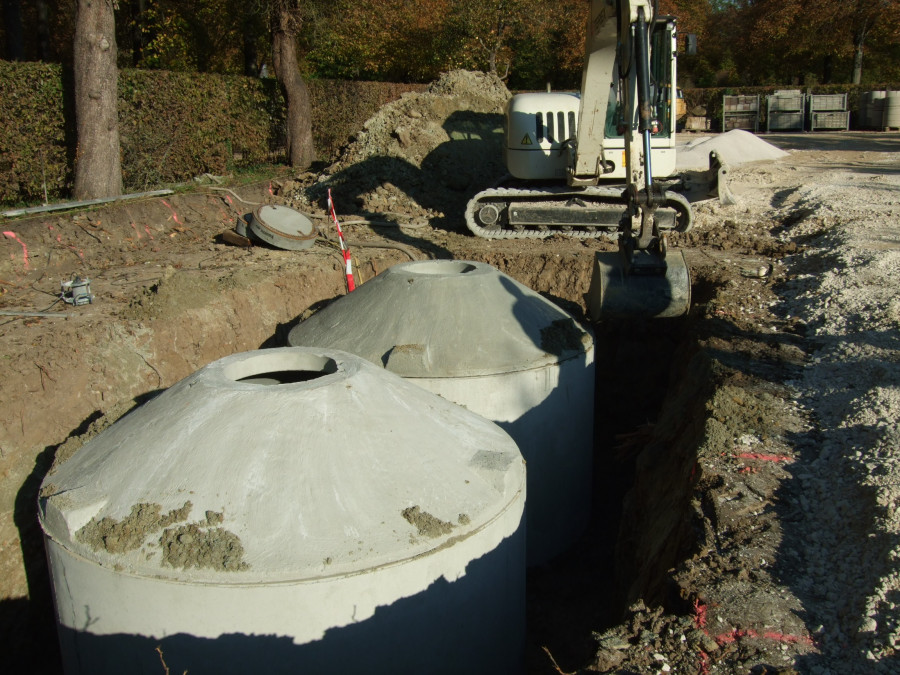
[249,205,317,250]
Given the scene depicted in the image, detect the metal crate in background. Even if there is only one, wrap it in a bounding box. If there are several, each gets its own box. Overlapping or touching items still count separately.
[768,111,804,131]
[722,95,759,132]
[809,93,848,112]
[767,91,804,131]
[811,111,850,131]
[809,92,849,131]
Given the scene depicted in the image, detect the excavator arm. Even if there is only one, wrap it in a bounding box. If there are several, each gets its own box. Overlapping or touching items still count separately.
[584,0,692,318]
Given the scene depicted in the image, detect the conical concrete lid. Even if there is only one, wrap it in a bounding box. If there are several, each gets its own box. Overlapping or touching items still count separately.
[39,348,525,583]
[287,260,593,377]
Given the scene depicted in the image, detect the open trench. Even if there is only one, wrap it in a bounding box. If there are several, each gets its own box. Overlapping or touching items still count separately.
[525,283,709,673]
[6,240,719,674]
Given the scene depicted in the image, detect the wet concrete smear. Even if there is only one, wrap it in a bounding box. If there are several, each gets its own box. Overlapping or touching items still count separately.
[76,501,193,554]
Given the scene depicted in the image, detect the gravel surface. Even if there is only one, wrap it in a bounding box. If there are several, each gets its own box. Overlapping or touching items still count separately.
[756,155,900,671]
[662,146,900,674]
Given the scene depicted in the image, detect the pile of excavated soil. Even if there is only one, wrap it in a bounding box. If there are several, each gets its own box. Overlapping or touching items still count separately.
[745,155,900,671]
[288,70,511,229]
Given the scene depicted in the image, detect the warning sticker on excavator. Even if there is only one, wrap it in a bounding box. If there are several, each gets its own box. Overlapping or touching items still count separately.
[521,135,533,146]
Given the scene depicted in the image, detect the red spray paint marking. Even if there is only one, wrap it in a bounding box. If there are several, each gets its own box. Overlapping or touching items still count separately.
[161,200,182,225]
[762,630,814,644]
[715,628,813,647]
[697,650,710,675]
[268,182,274,196]
[224,194,234,206]
[693,597,813,668]
[736,452,794,463]
[3,231,30,270]
[692,599,708,629]
[143,225,154,240]
[130,223,143,239]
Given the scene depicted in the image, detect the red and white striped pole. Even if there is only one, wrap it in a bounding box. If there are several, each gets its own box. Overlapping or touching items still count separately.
[327,188,355,292]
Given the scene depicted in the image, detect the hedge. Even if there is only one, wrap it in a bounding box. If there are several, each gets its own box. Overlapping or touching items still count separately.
[1,59,896,207]
[0,61,425,207]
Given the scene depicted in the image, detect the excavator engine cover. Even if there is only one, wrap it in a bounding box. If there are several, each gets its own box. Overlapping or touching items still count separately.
[586,249,690,319]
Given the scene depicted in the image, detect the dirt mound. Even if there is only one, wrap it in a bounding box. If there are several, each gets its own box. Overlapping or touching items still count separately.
[288,70,511,229]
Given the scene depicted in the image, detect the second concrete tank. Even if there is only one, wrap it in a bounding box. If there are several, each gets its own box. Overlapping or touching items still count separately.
[287,260,595,564]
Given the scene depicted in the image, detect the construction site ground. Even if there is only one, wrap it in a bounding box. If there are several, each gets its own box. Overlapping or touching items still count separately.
[2,71,900,674]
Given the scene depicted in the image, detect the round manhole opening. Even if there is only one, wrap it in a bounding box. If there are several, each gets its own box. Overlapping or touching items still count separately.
[224,351,338,385]
[403,260,479,275]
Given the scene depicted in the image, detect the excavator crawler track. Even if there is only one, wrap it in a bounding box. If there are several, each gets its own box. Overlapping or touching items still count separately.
[465,184,693,240]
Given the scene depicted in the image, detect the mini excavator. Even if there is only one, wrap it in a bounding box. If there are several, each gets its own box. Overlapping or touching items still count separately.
[465,0,693,318]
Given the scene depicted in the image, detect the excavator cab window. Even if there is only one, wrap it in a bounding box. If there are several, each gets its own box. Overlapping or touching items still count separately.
[604,18,675,139]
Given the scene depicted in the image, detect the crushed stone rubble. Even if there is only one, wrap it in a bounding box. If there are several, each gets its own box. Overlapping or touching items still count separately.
[745,161,900,672]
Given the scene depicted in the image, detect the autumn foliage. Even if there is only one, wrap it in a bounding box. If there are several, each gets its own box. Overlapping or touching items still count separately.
[668,0,900,87]
[4,0,899,88]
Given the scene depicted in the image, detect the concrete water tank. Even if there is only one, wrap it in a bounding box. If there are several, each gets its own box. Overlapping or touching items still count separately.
[287,260,595,565]
[871,90,887,129]
[884,91,900,129]
[39,347,526,675]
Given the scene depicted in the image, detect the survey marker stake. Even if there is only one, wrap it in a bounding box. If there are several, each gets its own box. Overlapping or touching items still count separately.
[327,189,355,292]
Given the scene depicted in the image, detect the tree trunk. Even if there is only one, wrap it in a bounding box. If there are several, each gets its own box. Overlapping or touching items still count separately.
[852,22,868,86]
[822,54,833,85]
[244,32,259,77]
[73,0,122,200]
[131,0,147,67]
[852,44,864,85]
[271,4,315,169]
[3,0,24,60]
[243,12,260,77]
[36,0,51,61]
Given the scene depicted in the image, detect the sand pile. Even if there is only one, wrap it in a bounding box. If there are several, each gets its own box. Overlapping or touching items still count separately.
[676,129,789,170]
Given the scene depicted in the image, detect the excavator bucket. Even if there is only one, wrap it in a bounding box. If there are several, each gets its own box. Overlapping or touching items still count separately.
[586,249,691,320]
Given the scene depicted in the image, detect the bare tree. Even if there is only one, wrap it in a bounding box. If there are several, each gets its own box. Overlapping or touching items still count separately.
[73,0,122,199]
[270,0,315,169]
